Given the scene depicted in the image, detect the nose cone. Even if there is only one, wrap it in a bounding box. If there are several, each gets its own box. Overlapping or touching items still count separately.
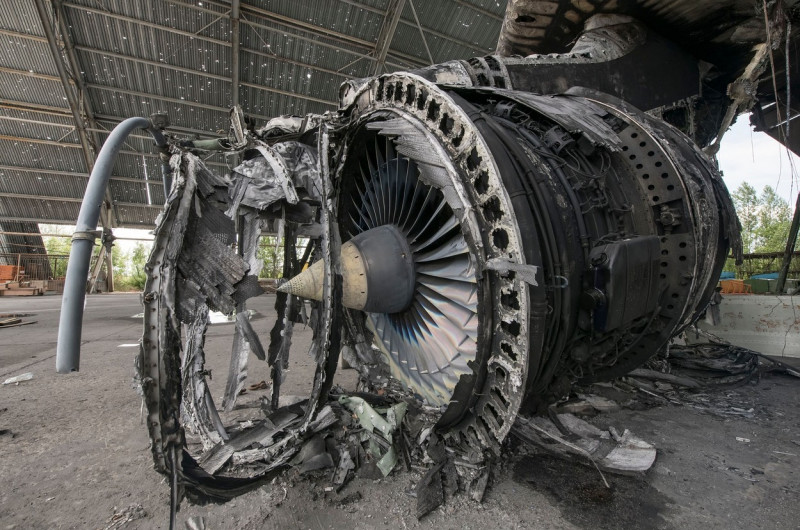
[278,224,416,313]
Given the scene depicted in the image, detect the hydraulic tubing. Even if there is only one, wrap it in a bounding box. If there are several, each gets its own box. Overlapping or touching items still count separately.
[56,117,167,373]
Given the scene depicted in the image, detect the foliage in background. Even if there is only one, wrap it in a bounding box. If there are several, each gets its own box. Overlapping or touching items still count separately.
[41,225,153,291]
[41,227,303,289]
[114,242,150,291]
[257,236,284,279]
[727,183,795,277]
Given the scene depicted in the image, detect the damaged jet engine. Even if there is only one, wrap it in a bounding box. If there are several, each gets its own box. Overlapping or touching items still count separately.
[56,8,745,514]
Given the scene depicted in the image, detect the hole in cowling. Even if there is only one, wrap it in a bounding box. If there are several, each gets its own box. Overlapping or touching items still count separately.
[466,148,480,171]
[515,14,536,23]
[501,290,520,310]
[376,78,385,100]
[492,228,509,250]
[482,196,503,222]
[475,171,489,194]
[495,366,508,385]
[452,127,464,148]
[500,341,517,360]
[492,387,509,408]
[440,113,454,135]
[427,100,440,121]
[416,88,428,110]
[405,84,416,105]
[501,319,521,336]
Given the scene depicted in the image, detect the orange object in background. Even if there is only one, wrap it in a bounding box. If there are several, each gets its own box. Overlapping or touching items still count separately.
[719,279,752,294]
[0,265,22,281]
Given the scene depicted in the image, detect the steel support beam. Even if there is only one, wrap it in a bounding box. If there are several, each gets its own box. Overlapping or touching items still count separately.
[0,191,163,209]
[34,0,119,290]
[372,0,407,75]
[0,45,339,109]
[62,1,414,79]
[337,0,495,56]
[0,231,153,241]
[231,0,241,108]
[0,164,165,186]
[0,131,228,169]
[408,0,434,65]
[775,191,800,293]
[0,216,156,228]
[0,96,226,139]
[168,0,427,69]
[33,0,118,230]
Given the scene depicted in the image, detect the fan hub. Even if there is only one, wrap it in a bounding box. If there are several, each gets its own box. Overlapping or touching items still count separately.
[351,224,416,314]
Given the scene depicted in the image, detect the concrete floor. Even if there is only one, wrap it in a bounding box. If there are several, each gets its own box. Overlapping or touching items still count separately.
[0,293,798,529]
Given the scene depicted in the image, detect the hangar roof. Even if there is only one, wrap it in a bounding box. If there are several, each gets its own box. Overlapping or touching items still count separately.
[0,0,505,251]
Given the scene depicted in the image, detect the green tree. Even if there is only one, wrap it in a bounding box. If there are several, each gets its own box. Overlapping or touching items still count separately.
[257,236,283,278]
[128,242,150,290]
[112,243,128,279]
[728,183,794,277]
[41,225,73,278]
[731,182,759,253]
[755,186,791,252]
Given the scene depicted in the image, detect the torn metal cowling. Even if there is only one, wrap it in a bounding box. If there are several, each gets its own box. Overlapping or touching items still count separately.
[137,75,737,507]
[137,128,341,501]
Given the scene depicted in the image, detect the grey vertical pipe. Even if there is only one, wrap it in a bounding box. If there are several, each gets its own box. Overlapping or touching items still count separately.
[56,117,167,373]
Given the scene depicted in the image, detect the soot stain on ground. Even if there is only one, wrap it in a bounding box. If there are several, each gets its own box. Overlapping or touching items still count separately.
[513,454,675,530]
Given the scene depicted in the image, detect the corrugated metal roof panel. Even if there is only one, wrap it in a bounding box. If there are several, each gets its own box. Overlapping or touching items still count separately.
[254,0,385,44]
[0,195,81,222]
[0,36,59,76]
[115,203,159,226]
[0,0,509,232]
[109,178,164,205]
[0,168,87,199]
[87,86,231,133]
[0,0,46,36]
[0,72,68,109]
[0,139,87,173]
[0,115,79,144]
[81,53,232,110]
[0,107,74,127]
[66,0,232,43]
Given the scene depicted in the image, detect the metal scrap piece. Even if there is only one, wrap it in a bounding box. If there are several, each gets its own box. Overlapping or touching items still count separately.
[221,211,264,411]
[485,257,540,286]
[181,305,228,450]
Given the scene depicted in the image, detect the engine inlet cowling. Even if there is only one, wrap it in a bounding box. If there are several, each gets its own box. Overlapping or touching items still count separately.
[330,74,738,452]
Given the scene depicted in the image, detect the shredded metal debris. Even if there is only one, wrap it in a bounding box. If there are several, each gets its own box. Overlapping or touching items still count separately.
[59,7,800,527]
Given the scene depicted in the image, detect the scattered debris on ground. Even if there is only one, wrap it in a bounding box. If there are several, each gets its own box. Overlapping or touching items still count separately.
[102,504,146,530]
[0,313,37,328]
[2,372,33,385]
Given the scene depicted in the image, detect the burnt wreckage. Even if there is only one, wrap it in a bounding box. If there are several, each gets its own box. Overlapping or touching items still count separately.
[61,0,800,514]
